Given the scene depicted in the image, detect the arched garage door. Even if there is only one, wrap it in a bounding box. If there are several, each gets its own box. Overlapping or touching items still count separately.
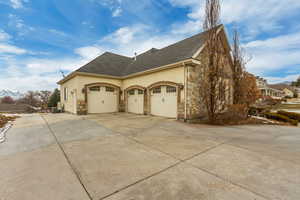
[87,86,118,114]
[127,89,144,114]
[150,85,177,118]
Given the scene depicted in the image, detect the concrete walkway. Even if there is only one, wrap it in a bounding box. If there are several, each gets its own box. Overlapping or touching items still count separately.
[0,113,299,200]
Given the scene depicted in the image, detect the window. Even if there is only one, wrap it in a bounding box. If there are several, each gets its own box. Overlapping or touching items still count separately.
[152,87,161,94]
[64,87,68,101]
[106,87,115,92]
[128,89,135,95]
[89,86,100,91]
[166,86,176,93]
[138,89,144,95]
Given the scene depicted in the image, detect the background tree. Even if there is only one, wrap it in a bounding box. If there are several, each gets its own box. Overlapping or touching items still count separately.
[37,90,52,108]
[1,96,15,104]
[231,30,260,107]
[199,0,229,123]
[18,91,40,107]
[48,89,60,107]
[291,77,300,87]
[231,29,246,104]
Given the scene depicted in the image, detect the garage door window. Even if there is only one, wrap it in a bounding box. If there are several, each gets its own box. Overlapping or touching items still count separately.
[166,86,176,93]
[128,89,135,95]
[106,87,115,92]
[152,87,161,94]
[89,86,100,91]
[138,89,144,95]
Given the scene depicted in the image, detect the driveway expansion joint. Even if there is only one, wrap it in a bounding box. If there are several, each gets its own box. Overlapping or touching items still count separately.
[104,127,272,200]
[40,114,93,200]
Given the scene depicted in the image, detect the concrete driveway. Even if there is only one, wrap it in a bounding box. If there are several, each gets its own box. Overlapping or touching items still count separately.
[0,113,299,200]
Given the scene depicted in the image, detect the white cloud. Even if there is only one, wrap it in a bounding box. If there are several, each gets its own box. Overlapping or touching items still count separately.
[169,0,300,37]
[112,7,122,17]
[265,74,300,84]
[98,24,184,56]
[0,30,11,41]
[91,0,123,17]
[102,25,146,45]
[74,46,104,60]
[244,32,300,75]
[8,14,35,36]
[0,56,90,92]
[10,0,23,9]
[0,43,27,54]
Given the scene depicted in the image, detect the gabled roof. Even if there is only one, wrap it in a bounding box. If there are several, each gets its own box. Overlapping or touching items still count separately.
[59,25,225,84]
[76,52,132,76]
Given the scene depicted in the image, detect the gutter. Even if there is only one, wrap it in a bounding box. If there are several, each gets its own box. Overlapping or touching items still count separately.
[57,59,199,85]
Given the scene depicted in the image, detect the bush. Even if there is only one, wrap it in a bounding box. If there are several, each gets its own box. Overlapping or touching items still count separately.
[264,112,298,126]
[216,104,249,125]
[277,110,300,122]
[1,96,15,104]
[248,106,271,116]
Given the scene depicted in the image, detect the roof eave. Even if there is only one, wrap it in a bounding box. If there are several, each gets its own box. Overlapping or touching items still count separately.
[57,71,121,85]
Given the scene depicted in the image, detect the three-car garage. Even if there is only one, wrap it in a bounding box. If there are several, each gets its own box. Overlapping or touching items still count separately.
[86,82,180,118]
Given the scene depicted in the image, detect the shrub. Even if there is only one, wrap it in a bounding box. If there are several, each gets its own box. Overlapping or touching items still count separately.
[264,112,298,126]
[216,104,249,125]
[277,110,300,122]
[1,96,15,104]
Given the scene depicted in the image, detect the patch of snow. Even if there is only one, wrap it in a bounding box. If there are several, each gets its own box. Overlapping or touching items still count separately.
[0,123,12,143]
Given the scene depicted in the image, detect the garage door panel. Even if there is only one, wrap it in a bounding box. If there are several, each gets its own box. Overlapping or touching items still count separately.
[150,86,177,118]
[88,86,118,114]
[128,89,144,114]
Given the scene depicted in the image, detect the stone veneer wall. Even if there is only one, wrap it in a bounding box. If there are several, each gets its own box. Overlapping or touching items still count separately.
[185,48,233,120]
[186,64,207,120]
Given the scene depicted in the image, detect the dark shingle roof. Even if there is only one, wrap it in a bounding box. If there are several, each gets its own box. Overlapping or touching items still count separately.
[76,52,132,76]
[76,28,212,77]
[268,84,293,91]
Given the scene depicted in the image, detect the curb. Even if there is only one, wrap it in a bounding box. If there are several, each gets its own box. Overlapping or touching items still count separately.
[0,123,13,143]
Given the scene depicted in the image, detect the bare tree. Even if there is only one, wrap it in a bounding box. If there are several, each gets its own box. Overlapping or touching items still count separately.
[200,0,229,123]
[38,90,52,108]
[231,29,246,104]
[18,91,40,107]
[231,30,260,107]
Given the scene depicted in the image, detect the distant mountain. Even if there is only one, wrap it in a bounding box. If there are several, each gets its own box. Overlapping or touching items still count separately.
[0,90,24,100]
[281,81,292,85]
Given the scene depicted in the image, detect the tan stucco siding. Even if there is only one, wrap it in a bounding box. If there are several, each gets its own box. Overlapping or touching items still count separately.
[60,76,78,114]
[123,66,185,104]
[76,75,122,101]
[122,67,185,89]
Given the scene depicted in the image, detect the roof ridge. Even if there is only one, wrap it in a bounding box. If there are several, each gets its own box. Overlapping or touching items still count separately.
[104,51,132,59]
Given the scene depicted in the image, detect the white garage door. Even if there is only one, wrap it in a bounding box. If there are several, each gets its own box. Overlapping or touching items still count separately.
[127,89,144,114]
[150,86,177,118]
[88,86,118,114]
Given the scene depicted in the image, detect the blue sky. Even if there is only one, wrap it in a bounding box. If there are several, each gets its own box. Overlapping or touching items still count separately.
[0,0,299,92]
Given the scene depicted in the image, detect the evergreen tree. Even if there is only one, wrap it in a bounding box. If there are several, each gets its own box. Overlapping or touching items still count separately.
[48,89,60,107]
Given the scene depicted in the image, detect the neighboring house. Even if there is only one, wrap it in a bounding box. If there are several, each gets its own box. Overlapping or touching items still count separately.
[268,84,295,98]
[58,25,233,120]
[295,88,300,98]
[256,77,284,99]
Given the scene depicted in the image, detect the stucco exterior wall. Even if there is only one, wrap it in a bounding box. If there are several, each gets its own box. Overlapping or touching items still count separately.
[60,76,78,114]
[122,67,185,89]
[76,75,122,101]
